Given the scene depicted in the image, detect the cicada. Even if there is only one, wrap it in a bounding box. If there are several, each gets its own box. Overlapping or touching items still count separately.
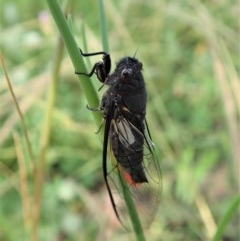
[76,49,161,228]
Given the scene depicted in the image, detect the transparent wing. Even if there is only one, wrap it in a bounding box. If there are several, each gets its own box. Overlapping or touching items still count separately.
[104,114,162,229]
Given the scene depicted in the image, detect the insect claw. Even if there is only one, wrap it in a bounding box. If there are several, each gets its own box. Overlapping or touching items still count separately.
[98,83,106,91]
[86,105,100,111]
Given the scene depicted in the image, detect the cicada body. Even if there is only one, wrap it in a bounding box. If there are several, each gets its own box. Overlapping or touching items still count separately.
[76,51,161,228]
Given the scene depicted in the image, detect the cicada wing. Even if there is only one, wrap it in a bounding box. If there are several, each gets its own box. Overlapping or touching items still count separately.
[104,116,162,229]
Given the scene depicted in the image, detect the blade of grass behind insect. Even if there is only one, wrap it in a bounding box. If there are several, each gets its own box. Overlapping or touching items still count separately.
[31,35,65,241]
[46,0,102,127]
[119,173,146,241]
[0,57,34,166]
[47,0,145,239]
[1,55,35,240]
[98,0,109,52]
[12,132,31,236]
[80,22,91,68]
[97,1,145,240]
[31,2,78,240]
[211,195,240,241]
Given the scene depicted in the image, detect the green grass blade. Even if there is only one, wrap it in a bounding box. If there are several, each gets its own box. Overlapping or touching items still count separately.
[47,0,146,239]
[119,173,146,241]
[212,195,240,241]
[46,0,101,127]
[98,0,109,52]
[97,0,145,239]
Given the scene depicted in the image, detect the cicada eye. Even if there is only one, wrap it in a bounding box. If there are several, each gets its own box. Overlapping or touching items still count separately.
[138,62,143,70]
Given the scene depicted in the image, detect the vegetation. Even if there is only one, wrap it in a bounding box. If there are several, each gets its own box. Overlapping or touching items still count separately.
[0,0,239,241]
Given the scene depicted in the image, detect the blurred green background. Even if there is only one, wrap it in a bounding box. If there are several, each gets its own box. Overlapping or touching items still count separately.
[0,0,239,241]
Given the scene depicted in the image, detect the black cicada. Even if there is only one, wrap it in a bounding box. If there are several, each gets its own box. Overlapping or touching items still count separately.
[76,49,161,228]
